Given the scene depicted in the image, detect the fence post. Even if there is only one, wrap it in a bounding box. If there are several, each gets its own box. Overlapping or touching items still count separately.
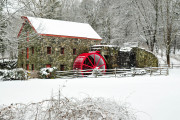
[115,68,117,78]
[160,68,161,75]
[150,67,152,76]
[95,69,98,78]
[76,68,78,78]
[166,68,169,76]
[131,67,135,76]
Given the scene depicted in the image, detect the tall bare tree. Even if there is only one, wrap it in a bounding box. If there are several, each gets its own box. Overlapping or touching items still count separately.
[0,0,7,60]
[159,0,180,66]
[133,0,160,52]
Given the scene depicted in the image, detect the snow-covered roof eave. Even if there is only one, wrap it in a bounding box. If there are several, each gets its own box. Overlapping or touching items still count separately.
[119,47,133,52]
[18,16,102,41]
[92,45,118,47]
[39,33,102,41]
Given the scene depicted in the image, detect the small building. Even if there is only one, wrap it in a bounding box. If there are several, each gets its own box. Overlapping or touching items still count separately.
[91,44,158,69]
[118,47,158,68]
[17,16,102,71]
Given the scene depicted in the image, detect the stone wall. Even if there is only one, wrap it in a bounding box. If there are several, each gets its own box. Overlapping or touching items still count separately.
[132,47,158,68]
[94,46,158,69]
[117,47,158,68]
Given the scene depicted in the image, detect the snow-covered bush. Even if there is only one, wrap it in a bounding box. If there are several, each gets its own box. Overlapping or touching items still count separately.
[0,60,17,69]
[39,67,57,79]
[0,97,136,120]
[0,68,28,80]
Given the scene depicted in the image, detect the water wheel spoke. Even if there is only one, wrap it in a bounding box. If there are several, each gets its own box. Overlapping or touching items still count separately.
[101,70,105,73]
[83,64,93,69]
[98,64,106,68]
[87,57,94,67]
[94,54,96,66]
[97,57,101,66]
[86,70,93,72]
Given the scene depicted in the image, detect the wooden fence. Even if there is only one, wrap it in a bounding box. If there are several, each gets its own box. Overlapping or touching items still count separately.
[55,67,170,78]
[159,64,180,68]
[146,67,169,76]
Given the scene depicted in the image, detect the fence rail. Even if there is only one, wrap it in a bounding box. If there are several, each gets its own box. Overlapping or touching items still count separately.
[146,67,169,76]
[55,67,169,78]
[159,64,180,68]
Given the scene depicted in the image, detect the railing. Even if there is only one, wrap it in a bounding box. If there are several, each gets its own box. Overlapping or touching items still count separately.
[146,67,169,76]
[55,67,170,78]
[159,64,180,69]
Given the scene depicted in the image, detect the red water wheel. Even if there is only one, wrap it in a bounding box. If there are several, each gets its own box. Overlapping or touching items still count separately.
[73,51,106,76]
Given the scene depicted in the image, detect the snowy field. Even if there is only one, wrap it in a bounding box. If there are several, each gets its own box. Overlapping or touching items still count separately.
[0,68,180,120]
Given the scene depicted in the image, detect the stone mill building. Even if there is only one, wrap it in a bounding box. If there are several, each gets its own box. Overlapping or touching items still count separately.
[17,16,102,71]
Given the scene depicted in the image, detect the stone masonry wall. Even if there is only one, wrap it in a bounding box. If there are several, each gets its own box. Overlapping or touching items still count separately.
[132,47,158,68]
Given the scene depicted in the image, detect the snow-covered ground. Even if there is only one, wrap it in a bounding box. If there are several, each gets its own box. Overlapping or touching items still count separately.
[0,68,180,120]
[156,50,180,64]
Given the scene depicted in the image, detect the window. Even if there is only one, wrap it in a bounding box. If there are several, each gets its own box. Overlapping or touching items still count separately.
[32,64,34,70]
[47,47,51,54]
[26,48,29,59]
[46,64,51,68]
[61,48,64,54]
[27,32,29,42]
[31,47,34,54]
[60,65,64,71]
[26,64,29,70]
[73,48,76,55]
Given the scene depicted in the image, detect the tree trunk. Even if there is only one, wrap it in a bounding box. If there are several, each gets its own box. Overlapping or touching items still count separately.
[167,53,170,67]
[173,36,176,54]
[166,32,171,67]
[152,0,159,53]
[166,0,171,67]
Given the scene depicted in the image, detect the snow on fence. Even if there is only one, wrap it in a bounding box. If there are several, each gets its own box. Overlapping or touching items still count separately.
[146,67,169,76]
[159,64,180,69]
[56,67,169,78]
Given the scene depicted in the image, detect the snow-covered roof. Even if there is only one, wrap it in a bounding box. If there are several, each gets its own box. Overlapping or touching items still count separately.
[123,42,138,47]
[92,45,118,47]
[119,47,132,52]
[19,16,102,40]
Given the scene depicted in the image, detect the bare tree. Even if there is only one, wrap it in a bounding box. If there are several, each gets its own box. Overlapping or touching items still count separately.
[133,0,180,66]
[17,0,63,19]
[133,0,160,52]
[159,0,180,66]
[0,0,6,60]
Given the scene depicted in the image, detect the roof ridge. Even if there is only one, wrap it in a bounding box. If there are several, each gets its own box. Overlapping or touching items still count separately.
[26,16,90,25]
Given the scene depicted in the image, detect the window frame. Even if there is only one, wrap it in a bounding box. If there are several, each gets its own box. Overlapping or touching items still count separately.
[26,48,29,59]
[47,47,51,54]
[27,32,29,42]
[73,48,76,55]
[60,65,64,71]
[46,64,51,68]
[26,64,29,70]
[31,47,34,54]
[61,48,64,54]
[32,64,34,70]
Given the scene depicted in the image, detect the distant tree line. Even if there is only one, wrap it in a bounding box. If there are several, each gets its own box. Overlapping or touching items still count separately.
[1,0,180,66]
